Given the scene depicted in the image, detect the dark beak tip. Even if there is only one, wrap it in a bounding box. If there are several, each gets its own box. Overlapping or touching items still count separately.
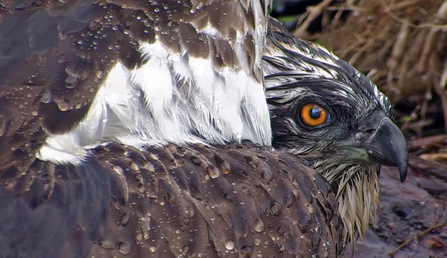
[397,142,409,183]
[398,154,409,182]
[365,118,409,183]
[399,165,408,182]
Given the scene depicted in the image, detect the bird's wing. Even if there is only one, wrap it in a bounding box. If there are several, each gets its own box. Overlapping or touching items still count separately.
[0,142,343,257]
[0,1,108,176]
[0,3,344,257]
[0,0,272,176]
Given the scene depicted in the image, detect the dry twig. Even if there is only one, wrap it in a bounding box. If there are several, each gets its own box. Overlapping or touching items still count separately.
[316,0,446,103]
[388,223,446,256]
[417,1,447,72]
[387,23,409,72]
[409,153,447,181]
[420,153,447,161]
[409,134,447,149]
[293,0,333,39]
[433,78,447,134]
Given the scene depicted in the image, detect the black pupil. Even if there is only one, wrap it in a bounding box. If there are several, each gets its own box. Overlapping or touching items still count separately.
[309,106,322,119]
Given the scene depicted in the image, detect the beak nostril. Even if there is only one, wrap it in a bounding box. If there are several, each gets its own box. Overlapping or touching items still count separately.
[349,118,408,182]
[365,129,375,134]
[355,129,375,141]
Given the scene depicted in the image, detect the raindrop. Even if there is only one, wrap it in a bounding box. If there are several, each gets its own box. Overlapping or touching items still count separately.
[149,246,157,252]
[118,242,131,254]
[254,218,264,232]
[215,155,230,174]
[307,206,314,214]
[190,156,201,166]
[96,71,104,79]
[240,245,252,254]
[100,237,116,249]
[270,201,282,216]
[207,165,220,179]
[56,100,69,111]
[121,212,130,226]
[40,91,51,103]
[224,240,234,250]
[65,75,78,89]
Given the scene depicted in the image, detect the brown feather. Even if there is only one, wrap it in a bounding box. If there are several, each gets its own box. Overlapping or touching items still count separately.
[0,0,266,181]
[0,1,346,257]
[0,143,343,257]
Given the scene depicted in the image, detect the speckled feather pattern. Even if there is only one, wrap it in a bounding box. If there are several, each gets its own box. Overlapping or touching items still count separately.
[0,2,349,257]
[0,0,272,171]
[0,143,343,257]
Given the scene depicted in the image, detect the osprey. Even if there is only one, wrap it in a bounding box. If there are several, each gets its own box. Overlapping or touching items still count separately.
[263,19,408,242]
[0,1,342,257]
[0,1,406,258]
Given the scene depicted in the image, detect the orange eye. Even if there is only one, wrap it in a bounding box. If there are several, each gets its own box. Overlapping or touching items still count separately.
[300,104,330,127]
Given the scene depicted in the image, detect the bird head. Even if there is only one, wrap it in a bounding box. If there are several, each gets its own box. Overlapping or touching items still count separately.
[263,19,408,242]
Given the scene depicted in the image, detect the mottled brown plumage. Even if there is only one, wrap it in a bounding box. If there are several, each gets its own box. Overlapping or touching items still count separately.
[1,1,133,179]
[0,0,270,179]
[0,1,348,257]
[1,142,343,257]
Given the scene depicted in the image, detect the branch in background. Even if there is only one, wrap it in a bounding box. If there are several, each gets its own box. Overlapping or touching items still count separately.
[388,223,446,256]
[409,134,447,149]
[293,0,333,39]
[409,153,447,182]
[433,78,447,134]
[387,23,409,73]
[417,1,447,72]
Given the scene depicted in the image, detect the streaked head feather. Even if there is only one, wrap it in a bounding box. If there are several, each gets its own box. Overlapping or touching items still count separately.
[263,18,392,242]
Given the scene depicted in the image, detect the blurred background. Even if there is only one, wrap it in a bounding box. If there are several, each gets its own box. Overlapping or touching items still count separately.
[271,0,447,257]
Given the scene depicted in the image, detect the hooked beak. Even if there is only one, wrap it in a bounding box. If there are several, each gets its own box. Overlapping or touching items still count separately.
[363,118,408,182]
[341,115,408,182]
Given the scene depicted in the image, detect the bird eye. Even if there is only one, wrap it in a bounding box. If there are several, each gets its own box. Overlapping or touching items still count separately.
[299,103,330,127]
